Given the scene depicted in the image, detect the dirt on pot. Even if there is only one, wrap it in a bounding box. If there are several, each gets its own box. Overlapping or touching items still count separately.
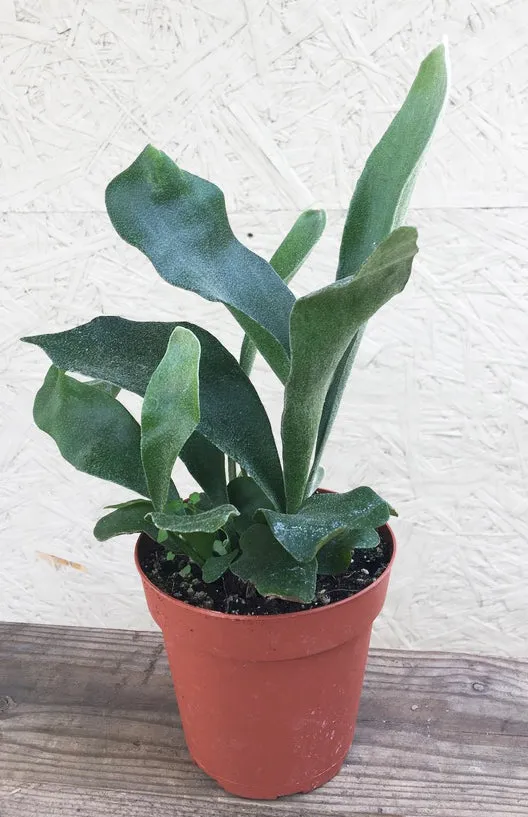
[139,527,392,616]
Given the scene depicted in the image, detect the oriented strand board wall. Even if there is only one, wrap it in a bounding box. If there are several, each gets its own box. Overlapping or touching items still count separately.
[2,0,527,655]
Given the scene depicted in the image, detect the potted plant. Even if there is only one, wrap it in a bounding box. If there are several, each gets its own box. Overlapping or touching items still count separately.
[23,44,448,799]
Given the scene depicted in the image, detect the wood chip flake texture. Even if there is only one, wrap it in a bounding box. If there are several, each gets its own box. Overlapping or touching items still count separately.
[1,1,527,656]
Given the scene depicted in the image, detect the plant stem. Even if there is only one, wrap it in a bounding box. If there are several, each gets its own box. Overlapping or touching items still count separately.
[239,335,257,376]
[228,457,237,482]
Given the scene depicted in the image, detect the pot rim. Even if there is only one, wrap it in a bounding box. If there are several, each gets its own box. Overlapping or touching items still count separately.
[135,522,396,623]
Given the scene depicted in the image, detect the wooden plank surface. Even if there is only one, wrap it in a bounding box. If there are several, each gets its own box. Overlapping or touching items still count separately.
[0,622,527,817]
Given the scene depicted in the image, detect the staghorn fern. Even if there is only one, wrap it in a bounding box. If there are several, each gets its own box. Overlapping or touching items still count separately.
[22,45,449,604]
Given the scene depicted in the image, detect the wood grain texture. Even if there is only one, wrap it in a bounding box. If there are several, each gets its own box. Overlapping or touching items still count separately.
[1,623,527,816]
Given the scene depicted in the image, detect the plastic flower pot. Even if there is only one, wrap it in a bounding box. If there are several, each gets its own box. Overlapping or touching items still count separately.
[135,523,395,800]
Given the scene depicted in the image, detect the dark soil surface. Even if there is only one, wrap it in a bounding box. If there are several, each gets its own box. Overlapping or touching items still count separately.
[139,527,393,616]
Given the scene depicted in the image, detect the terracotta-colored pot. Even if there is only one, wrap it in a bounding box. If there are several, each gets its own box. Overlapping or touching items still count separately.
[135,523,395,800]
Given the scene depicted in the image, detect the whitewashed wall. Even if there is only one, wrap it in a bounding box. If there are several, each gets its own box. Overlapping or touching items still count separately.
[2,0,527,656]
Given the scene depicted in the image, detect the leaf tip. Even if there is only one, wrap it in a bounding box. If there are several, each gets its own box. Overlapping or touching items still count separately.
[310,207,327,223]
[421,40,450,94]
[93,520,107,542]
[143,142,161,158]
[301,208,327,235]
[425,40,448,65]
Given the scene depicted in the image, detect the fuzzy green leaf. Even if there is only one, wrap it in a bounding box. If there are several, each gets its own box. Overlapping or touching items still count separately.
[141,327,200,510]
[310,328,364,486]
[34,366,148,496]
[150,504,239,534]
[105,145,295,379]
[338,44,448,280]
[180,435,227,505]
[227,475,274,533]
[230,310,290,383]
[202,551,238,584]
[94,500,157,541]
[232,524,317,603]
[311,45,449,480]
[270,210,326,283]
[259,487,390,563]
[306,465,325,498]
[317,527,380,574]
[282,228,418,511]
[239,209,326,377]
[23,317,284,509]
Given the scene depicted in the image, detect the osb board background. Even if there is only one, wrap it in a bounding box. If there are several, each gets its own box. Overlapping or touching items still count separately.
[1,0,527,655]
